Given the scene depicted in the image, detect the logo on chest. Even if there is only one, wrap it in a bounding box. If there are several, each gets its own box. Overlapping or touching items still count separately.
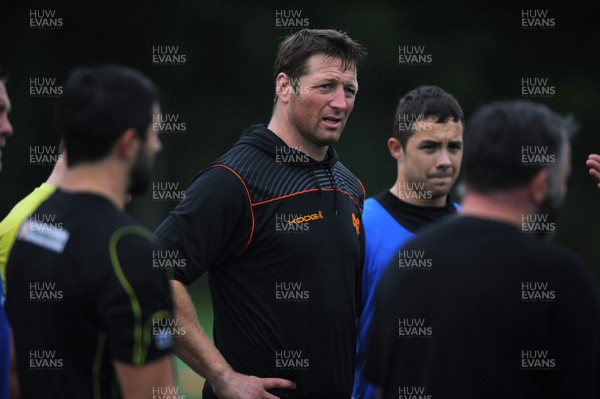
[275,211,324,233]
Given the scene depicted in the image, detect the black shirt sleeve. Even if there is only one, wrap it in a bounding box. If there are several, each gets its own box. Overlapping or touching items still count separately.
[99,226,173,365]
[154,165,253,285]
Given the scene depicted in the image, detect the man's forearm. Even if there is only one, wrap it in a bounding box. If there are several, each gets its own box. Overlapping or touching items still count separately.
[170,280,231,384]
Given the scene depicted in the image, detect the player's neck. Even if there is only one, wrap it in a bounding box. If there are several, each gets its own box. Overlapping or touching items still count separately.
[45,155,67,187]
[59,164,127,211]
[389,180,447,207]
[268,112,328,162]
[459,191,530,227]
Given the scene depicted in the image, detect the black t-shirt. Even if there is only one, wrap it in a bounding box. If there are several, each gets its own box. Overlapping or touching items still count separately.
[364,216,600,399]
[6,190,173,399]
[156,124,364,399]
[374,189,457,233]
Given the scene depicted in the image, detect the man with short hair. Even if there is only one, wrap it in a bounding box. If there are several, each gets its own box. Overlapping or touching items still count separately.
[353,85,464,399]
[156,29,367,399]
[6,65,175,398]
[364,100,600,398]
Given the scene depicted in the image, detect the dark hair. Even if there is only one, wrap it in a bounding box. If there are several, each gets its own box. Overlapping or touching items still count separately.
[0,65,8,83]
[59,65,158,167]
[273,29,367,94]
[392,85,464,150]
[463,100,577,193]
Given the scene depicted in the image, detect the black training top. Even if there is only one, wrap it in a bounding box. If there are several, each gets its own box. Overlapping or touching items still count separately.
[6,190,173,399]
[156,124,365,399]
[364,216,600,399]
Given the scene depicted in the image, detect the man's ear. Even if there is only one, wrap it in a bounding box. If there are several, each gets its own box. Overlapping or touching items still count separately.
[388,137,405,163]
[116,128,140,161]
[530,169,549,205]
[275,73,292,104]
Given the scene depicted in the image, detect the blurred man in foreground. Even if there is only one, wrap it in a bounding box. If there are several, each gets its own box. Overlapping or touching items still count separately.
[365,100,600,398]
[6,65,175,398]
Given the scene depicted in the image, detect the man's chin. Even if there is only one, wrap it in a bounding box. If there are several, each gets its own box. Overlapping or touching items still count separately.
[430,183,450,193]
[315,130,342,146]
[427,187,451,201]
